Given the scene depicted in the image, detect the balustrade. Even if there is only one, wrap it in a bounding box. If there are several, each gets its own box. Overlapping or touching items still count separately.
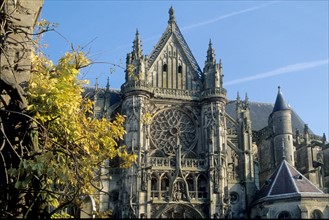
[201,87,227,98]
[151,191,168,200]
[149,157,206,170]
[151,190,207,201]
[153,88,200,100]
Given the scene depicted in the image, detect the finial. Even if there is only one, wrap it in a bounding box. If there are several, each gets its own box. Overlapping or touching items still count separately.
[278,86,281,92]
[106,77,110,91]
[169,6,175,22]
[304,124,309,132]
[132,28,142,58]
[206,39,216,64]
[245,92,249,104]
[323,133,327,142]
[95,77,99,91]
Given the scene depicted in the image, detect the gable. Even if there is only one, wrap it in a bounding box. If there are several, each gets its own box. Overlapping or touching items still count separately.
[146,12,202,92]
[147,34,202,91]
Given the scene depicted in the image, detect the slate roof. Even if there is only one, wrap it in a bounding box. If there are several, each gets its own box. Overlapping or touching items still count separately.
[83,87,121,107]
[253,160,323,203]
[225,100,309,134]
[272,87,290,112]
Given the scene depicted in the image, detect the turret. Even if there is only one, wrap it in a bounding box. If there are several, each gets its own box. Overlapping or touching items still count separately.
[93,78,99,118]
[202,40,223,90]
[103,77,111,118]
[269,86,294,167]
[125,29,145,83]
[132,29,143,60]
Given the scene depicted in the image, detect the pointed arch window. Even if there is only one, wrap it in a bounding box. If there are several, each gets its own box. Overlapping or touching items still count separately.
[163,63,168,72]
[186,175,194,191]
[178,65,182,73]
[151,175,158,191]
[197,175,208,199]
[161,174,170,191]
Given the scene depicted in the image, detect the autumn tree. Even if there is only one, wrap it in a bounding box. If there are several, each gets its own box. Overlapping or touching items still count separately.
[0,0,135,218]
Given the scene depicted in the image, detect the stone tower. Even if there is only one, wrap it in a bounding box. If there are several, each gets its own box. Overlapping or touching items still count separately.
[236,94,256,208]
[269,87,295,167]
[201,38,228,217]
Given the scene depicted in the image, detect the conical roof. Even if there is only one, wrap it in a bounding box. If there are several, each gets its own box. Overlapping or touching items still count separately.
[253,160,323,203]
[272,86,289,112]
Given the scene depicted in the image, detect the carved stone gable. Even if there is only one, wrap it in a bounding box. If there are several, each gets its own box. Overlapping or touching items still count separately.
[148,35,202,91]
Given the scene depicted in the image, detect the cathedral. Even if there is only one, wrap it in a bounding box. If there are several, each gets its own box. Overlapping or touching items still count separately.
[85,7,329,219]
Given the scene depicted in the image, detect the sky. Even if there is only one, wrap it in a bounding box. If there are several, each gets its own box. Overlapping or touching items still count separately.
[40,0,328,138]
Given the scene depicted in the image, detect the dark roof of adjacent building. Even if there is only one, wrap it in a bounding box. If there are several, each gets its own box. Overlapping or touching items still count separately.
[83,87,122,106]
[253,160,324,203]
[225,100,309,133]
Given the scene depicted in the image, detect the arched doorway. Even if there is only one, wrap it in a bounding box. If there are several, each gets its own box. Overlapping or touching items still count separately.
[153,204,204,218]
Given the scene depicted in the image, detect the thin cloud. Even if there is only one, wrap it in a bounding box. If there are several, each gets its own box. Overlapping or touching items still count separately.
[224,59,329,86]
[108,1,278,53]
[181,1,279,31]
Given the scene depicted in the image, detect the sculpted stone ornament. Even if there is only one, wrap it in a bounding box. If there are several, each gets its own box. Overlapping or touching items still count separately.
[172,180,187,201]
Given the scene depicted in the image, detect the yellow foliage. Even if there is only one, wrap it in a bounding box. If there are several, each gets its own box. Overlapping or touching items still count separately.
[10,51,136,216]
[142,112,153,125]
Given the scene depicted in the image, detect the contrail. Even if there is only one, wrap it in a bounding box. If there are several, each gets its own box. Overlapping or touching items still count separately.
[181,1,279,31]
[224,59,329,86]
[107,1,279,54]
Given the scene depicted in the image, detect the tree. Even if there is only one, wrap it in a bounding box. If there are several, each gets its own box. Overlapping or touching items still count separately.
[0,1,136,217]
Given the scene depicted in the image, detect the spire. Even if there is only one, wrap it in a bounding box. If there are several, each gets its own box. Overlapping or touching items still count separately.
[106,77,110,91]
[245,92,249,109]
[273,86,289,112]
[168,6,175,23]
[132,29,142,59]
[95,77,99,91]
[206,39,216,65]
[236,91,242,113]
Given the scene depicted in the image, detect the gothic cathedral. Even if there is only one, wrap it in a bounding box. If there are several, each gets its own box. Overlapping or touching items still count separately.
[90,7,329,219]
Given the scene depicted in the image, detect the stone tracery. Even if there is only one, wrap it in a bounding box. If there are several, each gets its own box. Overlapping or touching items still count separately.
[150,108,196,156]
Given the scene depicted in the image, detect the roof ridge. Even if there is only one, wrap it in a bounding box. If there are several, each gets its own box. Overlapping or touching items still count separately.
[268,161,284,196]
[284,160,299,193]
[285,161,324,194]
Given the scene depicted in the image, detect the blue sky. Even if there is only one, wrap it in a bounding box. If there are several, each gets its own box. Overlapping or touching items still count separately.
[40,0,328,138]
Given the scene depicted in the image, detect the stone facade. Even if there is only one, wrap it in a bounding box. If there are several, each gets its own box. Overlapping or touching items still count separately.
[91,7,329,219]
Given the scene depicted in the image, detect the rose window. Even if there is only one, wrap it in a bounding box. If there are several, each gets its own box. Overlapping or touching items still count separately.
[150,109,196,156]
